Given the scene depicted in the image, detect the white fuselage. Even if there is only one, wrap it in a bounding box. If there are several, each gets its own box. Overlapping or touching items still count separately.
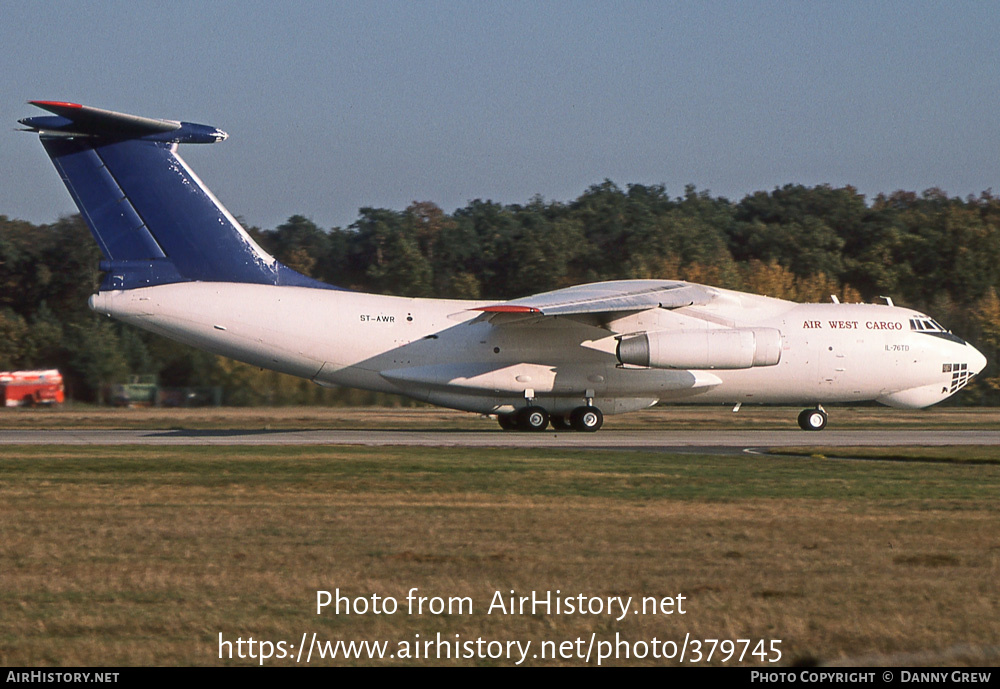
[89,281,986,415]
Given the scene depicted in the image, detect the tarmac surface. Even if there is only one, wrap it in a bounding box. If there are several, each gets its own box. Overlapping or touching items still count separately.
[2,428,998,450]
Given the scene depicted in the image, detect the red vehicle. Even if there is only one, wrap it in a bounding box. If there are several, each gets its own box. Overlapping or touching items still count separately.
[0,370,65,407]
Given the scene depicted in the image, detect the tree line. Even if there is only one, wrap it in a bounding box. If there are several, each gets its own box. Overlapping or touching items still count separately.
[3,182,1000,404]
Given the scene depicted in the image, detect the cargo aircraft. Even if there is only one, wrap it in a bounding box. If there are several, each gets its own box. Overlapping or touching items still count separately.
[20,101,987,431]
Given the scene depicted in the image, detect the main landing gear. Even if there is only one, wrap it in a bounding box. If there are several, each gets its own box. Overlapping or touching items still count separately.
[797,406,828,431]
[497,405,604,432]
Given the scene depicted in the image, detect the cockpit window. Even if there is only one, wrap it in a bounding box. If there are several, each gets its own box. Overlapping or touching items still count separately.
[910,317,947,332]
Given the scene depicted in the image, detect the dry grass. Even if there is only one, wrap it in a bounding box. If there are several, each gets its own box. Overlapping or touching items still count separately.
[0,445,997,666]
[3,404,1000,431]
[770,446,1000,465]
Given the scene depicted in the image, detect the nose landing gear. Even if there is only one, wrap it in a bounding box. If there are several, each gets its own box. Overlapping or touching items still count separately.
[797,406,828,431]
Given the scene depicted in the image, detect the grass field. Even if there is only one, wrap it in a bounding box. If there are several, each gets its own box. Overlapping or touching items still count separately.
[3,403,1000,431]
[1,435,997,666]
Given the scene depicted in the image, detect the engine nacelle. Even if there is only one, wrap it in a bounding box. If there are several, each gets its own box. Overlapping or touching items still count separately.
[616,328,782,370]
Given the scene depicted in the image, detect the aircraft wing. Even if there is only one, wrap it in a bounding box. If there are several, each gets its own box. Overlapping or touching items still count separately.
[473,280,714,320]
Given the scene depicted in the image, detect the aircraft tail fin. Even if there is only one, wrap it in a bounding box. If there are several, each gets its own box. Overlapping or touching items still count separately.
[20,101,340,291]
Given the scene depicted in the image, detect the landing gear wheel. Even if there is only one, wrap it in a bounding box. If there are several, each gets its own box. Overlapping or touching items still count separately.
[798,408,827,431]
[550,414,572,431]
[517,406,550,432]
[570,406,603,432]
[497,413,518,431]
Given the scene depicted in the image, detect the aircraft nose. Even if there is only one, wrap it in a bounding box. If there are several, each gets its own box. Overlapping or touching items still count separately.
[968,341,988,375]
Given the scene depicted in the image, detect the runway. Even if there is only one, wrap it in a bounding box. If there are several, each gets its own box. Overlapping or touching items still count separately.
[2,428,998,449]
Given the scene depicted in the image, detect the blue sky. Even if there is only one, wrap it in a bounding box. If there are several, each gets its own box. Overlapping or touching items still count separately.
[4,1,1000,231]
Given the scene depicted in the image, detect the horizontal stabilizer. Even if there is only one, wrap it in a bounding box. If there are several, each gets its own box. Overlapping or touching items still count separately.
[20,101,227,144]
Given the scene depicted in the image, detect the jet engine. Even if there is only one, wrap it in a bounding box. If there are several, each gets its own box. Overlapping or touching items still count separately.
[616,328,782,369]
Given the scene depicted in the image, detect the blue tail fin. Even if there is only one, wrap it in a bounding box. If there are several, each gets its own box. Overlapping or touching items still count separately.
[20,101,341,291]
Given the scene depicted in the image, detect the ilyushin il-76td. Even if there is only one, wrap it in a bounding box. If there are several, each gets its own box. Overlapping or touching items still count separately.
[20,101,987,431]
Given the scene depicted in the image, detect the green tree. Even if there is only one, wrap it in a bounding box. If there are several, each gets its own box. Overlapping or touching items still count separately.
[20,303,65,369]
[451,200,521,298]
[266,215,331,278]
[350,208,433,296]
[65,318,128,403]
[0,308,28,370]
